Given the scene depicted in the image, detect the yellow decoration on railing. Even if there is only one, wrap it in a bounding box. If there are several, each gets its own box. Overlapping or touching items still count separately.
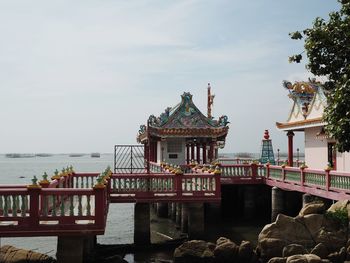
[27,176,42,189]
[39,172,50,185]
[213,166,221,175]
[51,169,61,180]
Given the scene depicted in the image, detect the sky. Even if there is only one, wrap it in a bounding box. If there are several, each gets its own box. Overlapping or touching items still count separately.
[0,0,340,154]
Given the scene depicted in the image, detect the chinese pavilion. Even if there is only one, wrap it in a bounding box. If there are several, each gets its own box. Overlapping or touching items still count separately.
[137,85,229,166]
[275,79,350,171]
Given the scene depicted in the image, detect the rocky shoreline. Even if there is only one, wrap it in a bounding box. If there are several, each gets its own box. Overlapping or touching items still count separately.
[2,200,350,263]
[173,200,350,263]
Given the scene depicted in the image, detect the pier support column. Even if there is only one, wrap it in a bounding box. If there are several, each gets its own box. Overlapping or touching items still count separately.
[156,203,168,218]
[302,194,314,207]
[134,203,150,245]
[244,186,255,219]
[271,187,284,222]
[188,203,204,239]
[57,236,84,263]
[181,203,189,233]
[83,235,96,259]
[176,203,182,226]
[171,203,176,221]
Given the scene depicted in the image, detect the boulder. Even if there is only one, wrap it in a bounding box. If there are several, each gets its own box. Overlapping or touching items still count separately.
[299,202,325,217]
[286,254,322,263]
[0,245,55,263]
[310,243,328,259]
[174,240,215,263]
[283,244,307,257]
[238,240,254,262]
[327,200,350,218]
[257,211,348,261]
[268,258,287,263]
[213,237,239,263]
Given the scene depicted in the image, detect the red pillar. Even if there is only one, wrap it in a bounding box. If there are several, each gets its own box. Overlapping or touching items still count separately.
[287,131,295,167]
[191,143,195,162]
[186,144,190,164]
[196,143,201,164]
[209,141,215,162]
[202,143,207,164]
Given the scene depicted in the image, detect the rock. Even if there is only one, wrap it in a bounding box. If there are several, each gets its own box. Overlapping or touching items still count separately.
[174,240,215,263]
[327,200,350,218]
[286,254,322,263]
[268,257,287,263]
[0,245,55,263]
[299,202,325,217]
[304,254,322,263]
[258,237,287,261]
[339,246,346,262]
[286,255,308,263]
[257,211,348,261]
[283,244,307,257]
[238,240,253,262]
[213,237,239,263]
[310,243,328,259]
[327,251,342,263]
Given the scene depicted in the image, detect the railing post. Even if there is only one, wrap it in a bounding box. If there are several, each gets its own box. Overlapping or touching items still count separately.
[175,172,183,198]
[325,167,331,191]
[213,166,221,198]
[282,165,286,182]
[251,163,257,180]
[300,166,306,187]
[94,183,106,228]
[27,186,41,227]
[266,163,270,179]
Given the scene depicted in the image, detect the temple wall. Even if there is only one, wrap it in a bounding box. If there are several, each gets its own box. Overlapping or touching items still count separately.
[336,152,350,172]
[161,139,186,165]
[304,127,328,169]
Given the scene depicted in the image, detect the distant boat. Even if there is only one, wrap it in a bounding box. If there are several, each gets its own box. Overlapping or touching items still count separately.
[91,153,100,158]
[69,154,84,157]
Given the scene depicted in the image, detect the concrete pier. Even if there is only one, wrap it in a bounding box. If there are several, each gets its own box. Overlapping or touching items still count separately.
[188,203,204,239]
[271,187,284,222]
[176,203,182,226]
[171,202,176,221]
[181,203,189,233]
[57,236,84,263]
[156,202,168,218]
[244,186,255,219]
[134,203,150,245]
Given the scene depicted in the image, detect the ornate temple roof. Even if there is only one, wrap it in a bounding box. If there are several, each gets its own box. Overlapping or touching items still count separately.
[276,80,327,131]
[138,92,229,142]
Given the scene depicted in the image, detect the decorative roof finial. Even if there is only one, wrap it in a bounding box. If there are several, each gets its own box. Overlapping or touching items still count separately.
[264,130,270,140]
[207,83,215,119]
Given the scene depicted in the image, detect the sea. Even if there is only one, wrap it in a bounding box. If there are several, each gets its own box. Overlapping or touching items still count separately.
[0,153,139,261]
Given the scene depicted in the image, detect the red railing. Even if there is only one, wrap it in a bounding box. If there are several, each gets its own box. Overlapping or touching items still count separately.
[109,172,221,203]
[0,186,107,237]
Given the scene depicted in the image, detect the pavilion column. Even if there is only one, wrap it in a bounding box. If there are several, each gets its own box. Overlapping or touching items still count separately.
[186,144,190,164]
[196,143,201,164]
[202,143,207,164]
[191,143,195,162]
[287,131,295,167]
[209,141,215,162]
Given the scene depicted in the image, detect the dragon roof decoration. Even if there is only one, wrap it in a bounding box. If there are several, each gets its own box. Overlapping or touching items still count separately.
[137,92,229,141]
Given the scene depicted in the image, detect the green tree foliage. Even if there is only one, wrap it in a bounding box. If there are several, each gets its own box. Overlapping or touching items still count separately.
[289,0,350,152]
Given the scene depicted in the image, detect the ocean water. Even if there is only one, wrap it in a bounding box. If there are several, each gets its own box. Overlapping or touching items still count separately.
[0,154,134,258]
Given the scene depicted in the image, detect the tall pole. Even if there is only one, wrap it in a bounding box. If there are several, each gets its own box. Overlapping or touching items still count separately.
[287,131,295,167]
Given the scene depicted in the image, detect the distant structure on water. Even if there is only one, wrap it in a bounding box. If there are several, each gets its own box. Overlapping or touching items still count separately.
[137,84,230,165]
[91,153,100,158]
[276,79,350,171]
